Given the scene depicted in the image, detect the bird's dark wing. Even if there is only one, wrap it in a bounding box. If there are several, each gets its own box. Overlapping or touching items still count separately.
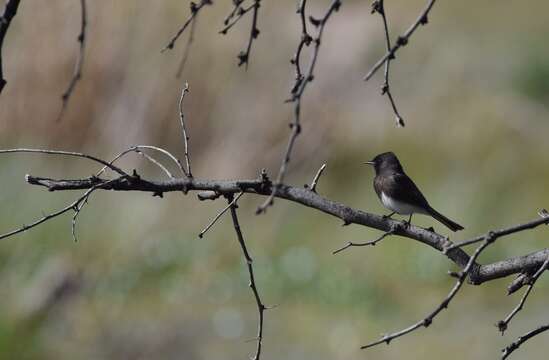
[380,172,430,208]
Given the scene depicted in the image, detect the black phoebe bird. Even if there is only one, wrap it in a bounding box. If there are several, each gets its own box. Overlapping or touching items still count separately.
[365,152,464,232]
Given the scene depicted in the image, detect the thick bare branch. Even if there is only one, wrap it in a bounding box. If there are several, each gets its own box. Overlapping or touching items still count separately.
[19,171,549,286]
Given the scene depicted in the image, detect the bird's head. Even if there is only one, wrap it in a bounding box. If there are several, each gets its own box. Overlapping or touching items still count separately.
[364,152,403,174]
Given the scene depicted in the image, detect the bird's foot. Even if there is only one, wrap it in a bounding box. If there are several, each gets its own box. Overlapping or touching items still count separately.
[382,212,396,220]
[403,214,413,229]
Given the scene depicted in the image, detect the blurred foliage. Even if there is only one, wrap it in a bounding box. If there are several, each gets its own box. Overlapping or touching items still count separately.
[1,0,549,359]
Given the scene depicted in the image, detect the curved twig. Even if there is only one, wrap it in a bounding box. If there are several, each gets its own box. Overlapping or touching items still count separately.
[333,227,395,255]
[95,146,174,179]
[0,148,128,176]
[178,83,192,178]
[502,323,549,359]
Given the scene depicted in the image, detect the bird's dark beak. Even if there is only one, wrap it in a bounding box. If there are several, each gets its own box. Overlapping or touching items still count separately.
[363,161,375,166]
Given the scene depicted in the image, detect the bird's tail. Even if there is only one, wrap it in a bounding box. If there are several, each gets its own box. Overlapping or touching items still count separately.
[427,207,464,232]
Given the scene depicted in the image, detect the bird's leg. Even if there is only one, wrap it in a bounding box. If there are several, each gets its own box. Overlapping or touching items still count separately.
[382,211,396,220]
[404,214,413,228]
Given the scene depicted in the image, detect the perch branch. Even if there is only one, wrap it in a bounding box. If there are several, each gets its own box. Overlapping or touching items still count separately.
[12,170,549,287]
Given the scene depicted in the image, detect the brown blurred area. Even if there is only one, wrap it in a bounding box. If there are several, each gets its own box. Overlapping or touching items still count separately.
[1,1,549,359]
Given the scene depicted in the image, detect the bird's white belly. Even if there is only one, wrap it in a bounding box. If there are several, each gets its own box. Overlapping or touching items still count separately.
[381,192,427,215]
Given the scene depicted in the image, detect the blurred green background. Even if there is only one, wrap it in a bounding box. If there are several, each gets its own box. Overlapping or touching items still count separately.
[1,0,549,359]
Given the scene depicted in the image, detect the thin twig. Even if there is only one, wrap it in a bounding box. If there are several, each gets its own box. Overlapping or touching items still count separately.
[0,148,128,176]
[220,1,250,33]
[178,83,193,178]
[240,0,260,69]
[0,178,120,241]
[496,257,549,334]
[309,163,326,193]
[198,191,243,238]
[333,228,395,255]
[361,236,493,349]
[445,210,549,252]
[256,0,342,214]
[502,323,549,359]
[219,0,261,69]
[176,13,198,78]
[71,187,104,243]
[363,0,437,81]
[131,145,187,178]
[228,193,267,360]
[95,146,174,179]
[289,0,312,95]
[371,0,405,127]
[0,0,22,94]
[161,0,212,53]
[57,0,87,122]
